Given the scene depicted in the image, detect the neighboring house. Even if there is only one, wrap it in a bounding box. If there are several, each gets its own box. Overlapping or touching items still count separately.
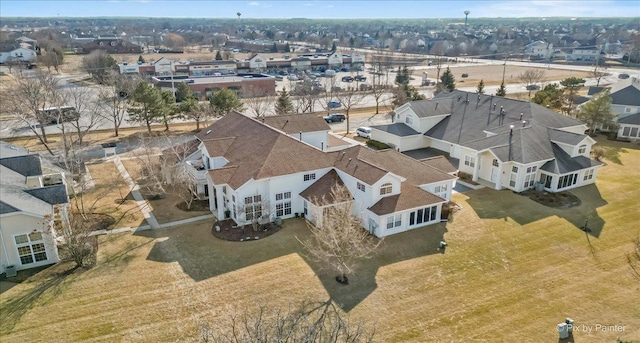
[0,143,69,274]
[524,41,554,60]
[0,47,38,64]
[584,77,640,137]
[566,46,602,61]
[184,112,457,238]
[370,90,602,193]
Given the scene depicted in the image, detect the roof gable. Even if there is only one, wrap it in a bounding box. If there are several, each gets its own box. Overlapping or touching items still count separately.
[261,113,330,134]
[0,154,42,177]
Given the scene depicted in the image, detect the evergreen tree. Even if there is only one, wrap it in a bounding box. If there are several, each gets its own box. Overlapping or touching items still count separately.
[476,79,485,94]
[160,89,177,131]
[532,84,564,111]
[138,55,145,64]
[284,43,291,53]
[578,89,615,133]
[349,37,355,47]
[127,82,165,133]
[215,50,223,60]
[331,42,337,52]
[496,82,507,97]
[175,82,193,103]
[439,67,456,92]
[272,42,278,52]
[274,87,294,115]
[209,88,244,117]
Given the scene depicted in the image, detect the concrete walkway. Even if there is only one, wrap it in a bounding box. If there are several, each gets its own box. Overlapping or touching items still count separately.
[112,156,161,229]
[89,214,215,237]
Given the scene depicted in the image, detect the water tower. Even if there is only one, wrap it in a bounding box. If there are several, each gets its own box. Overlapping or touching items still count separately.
[464,10,470,26]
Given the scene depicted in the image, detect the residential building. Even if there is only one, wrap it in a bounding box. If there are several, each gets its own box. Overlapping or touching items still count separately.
[370,90,602,193]
[566,46,602,61]
[524,41,554,60]
[185,112,456,238]
[585,77,640,138]
[0,143,69,274]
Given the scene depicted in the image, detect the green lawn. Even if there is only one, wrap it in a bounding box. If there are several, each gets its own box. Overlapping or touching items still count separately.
[1,138,639,342]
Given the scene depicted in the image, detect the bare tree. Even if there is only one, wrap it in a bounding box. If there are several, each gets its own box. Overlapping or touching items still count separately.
[62,84,103,146]
[334,84,366,134]
[370,62,390,114]
[4,71,62,155]
[160,138,202,209]
[237,194,272,232]
[319,76,340,114]
[244,94,273,118]
[517,69,546,98]
[292,79,322,114]
[299,184,383,284]
[133,135,167,198]
[98,71,140,137]
[198,299,375,343]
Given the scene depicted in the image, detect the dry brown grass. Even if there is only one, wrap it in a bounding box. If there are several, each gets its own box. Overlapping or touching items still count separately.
[442,64,593,87]
[81,161,146,229]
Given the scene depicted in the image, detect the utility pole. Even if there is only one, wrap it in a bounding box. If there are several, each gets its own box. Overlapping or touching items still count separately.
[501,53,508,85]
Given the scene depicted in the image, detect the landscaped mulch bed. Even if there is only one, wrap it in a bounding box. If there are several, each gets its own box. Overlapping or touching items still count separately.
[520,190,581,209]
[211,219,282,242]
[458,172,480,186]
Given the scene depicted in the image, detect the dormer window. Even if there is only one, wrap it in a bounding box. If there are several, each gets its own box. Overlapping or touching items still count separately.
[578,145,586,154]
[380,183,392,195]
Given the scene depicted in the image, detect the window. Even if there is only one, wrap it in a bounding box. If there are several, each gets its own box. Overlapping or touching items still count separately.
[524,174,536,188]
[526,166,537,174]
[509,172,517,187]
[380,183,392,195]
[464,155,475,168]
[303,173,316,181]
[14,232,48,265]
[584,169,594,181]
[275,192,292,217]
[557,173,578,189]
[303,200,308,216]
[631,127,639,138]
[434,184,448,194]
[222,186,227,194]
[511,166,519,173]
[386,215,402,229]
[623,127,631,137]
[578,145,587,154]
[357,182,366,192]
[492,159,499,167]
[405,116,413,124]
[244,195,263,221]
[409,206,438,226]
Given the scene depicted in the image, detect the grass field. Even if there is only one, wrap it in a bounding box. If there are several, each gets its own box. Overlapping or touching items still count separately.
[1,137,639,342]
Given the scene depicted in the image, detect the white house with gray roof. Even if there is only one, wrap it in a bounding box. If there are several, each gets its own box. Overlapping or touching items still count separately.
[0,143,69,274]
[585,77,640,139]
[371,90,602,193]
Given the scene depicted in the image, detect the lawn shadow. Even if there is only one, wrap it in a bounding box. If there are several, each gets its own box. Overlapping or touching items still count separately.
[140,218,447,312]
[0,263,78,334]
[466,184,607,237]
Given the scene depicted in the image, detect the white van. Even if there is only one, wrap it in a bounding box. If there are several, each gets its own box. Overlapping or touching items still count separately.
[356,127,372,139]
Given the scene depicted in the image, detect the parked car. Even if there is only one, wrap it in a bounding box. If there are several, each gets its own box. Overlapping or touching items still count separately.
[356,126,372,138]
[323,113,346,123]
[355,75,367,82]
[329,100,342,108]
[619,73,630,79]
[354,66,365,71]
[461,73,469,78]
[325,70,336,77]
[342,76,354,82]
[288,74,298,81]
[340,67,350,72]
[526,84,541,90]
[275,75,284,80]
[359,83,372,91]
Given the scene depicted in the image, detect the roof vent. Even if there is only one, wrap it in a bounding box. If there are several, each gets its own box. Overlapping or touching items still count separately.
[206,129,212,135]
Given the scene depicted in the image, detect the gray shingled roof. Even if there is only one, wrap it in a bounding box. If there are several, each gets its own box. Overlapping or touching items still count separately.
[370,123,420,137]
[587,86,606,96]
[0,154,42,177]
[0,141,29,158]
[610,85,640,107]
[618,113,640,125]
[25,185,69,205]
[407,99,453,118]
[0,201,19,214]
[541,143,602,174]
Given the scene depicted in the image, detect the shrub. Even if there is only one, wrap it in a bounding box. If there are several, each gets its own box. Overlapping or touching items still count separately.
[591,146,605,161]
[366,140,391,150]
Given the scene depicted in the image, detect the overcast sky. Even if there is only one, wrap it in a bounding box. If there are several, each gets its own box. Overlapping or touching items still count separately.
[1,0,639,18]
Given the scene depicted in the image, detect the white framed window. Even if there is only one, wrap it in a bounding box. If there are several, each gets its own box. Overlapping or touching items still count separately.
[434,184,448,194]
[464,155,475,168]
[509,172,517,187]
[409,206,438,226]
[557,173,578,189]
[524,174,535,188]
[511,166,519,173]
[303,173,316,181]
[386,215,402,229]
[584,169,594,181]
[526,166,537,174]
[631,127,639,137]
[405,116,413,124]
[275,191,292,217]
[303,200,308,216]
[492,159,499,167]
[357,182,365,192]
[14,232,48,265]
[380,183,392,195]
[623,127,631,137]
[244,195,263,221]
[578,145,587,154]
[222,186,227,194]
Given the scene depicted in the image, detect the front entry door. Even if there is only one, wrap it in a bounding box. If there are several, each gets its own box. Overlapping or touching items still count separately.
[490,159,499,182]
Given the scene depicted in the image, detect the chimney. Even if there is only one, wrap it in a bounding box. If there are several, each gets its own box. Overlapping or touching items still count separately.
[510,124,514,136]
[522,120,526,128]
[299,131,302,140]
[519,112,523,121]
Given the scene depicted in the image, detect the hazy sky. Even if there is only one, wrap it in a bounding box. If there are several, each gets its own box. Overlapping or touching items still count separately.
[1,0,639,19]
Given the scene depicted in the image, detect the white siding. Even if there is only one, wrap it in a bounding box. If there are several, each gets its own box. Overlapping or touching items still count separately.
[0,214,59,273]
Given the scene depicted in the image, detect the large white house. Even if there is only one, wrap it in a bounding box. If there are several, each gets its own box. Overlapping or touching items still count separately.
[0,142,69,274]
[184,112,457,238]
[585,77,640,140]
[371,90,602,194]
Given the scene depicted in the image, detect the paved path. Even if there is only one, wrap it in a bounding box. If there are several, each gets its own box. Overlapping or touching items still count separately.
[112,156,161,229]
